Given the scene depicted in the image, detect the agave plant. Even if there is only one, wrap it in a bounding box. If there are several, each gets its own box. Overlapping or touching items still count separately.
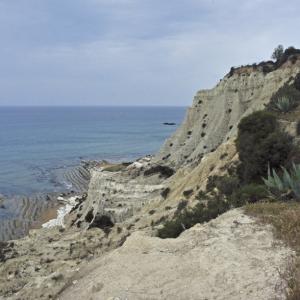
[263,166,288,197]
[286,164,300,198]
[263,164,300,200]
[270,96,296,113]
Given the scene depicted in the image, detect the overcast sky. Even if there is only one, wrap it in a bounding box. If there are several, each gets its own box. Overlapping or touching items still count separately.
[0,0,299,106]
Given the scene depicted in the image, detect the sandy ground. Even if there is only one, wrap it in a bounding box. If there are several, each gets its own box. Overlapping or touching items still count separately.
[59,209,293,300]
[30,205,60,229]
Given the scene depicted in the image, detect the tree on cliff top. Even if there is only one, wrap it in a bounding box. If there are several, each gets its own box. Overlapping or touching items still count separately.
[272,45,284,61]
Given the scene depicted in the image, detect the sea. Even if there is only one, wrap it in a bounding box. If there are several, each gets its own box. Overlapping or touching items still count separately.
[0,106,185,240]
[0,106,185,196]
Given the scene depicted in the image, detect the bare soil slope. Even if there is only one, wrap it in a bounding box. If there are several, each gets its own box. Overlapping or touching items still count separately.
[59,209,292,300]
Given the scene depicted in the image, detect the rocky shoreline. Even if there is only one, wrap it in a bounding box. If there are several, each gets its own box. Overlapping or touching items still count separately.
[0,160,96,242]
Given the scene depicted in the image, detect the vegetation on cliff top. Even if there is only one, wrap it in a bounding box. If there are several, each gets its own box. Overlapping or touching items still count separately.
[228,45,300,77]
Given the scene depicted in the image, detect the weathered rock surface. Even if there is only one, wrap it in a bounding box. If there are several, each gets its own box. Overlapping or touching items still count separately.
[72,157,167,229]
[156,60,300,168]
[60,209,292,300]
[0,224,133,300]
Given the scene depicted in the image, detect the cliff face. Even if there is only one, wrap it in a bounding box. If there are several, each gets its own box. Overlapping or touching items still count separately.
[156,60,300,168]
[1,56,300,300]
[71,59,300,231]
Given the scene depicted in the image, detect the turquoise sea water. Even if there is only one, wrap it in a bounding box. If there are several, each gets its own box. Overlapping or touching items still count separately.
[0,106,185,196]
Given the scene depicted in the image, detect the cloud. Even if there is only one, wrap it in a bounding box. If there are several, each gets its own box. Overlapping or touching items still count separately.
[0,0,299,106]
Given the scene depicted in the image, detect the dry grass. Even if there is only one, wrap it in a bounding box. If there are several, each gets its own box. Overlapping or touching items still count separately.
[244,202,300,299]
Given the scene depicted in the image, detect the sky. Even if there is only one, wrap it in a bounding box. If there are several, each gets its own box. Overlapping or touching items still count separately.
[0,0,299,106]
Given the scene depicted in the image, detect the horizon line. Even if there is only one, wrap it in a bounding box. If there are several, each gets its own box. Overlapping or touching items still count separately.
[0,104,188,108]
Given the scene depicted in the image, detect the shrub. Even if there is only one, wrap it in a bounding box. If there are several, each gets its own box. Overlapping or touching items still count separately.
[144,165,175,178]
[258,131,293,167]
[228,67,235,77]
[294,73,300,91]
[157,197,229,238]
[284,46,300,56]
[157,215,186,239]
[237,111,277,139]
[206,175,219,192]
[215,176,240,197]
[161,187,170,199]
[236,111,293,182]
[183,189,193,198]
[262,64,274,74]
[175,200,188,214]
[195,190,207,200]
[158,177,270,239]
[285,146,300,171]
[272,45,284,61]
[297,121,300,135]
[290,55,298,64]
[230,184,268,207]
[220,152,228,160]
[206,175,240,196]
[275,47,300,68]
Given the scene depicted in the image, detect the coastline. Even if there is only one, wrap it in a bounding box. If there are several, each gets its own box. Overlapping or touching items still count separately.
[0,159,131,241]
[0,106,185,242]
[0,161,93,241]
[30,203,60,230]
[41,195,81,229]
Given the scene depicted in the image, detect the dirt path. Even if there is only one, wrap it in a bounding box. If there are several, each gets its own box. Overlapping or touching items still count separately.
[59,209,293,300]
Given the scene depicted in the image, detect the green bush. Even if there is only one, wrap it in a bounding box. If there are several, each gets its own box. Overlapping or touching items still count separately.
[259,131,293,166]
[206,175,240,196]
[161,187,170,199]
[230,184,268,207]
[236,111,293,183]
[294,73,300,91]
[297,121,300,135]
[206,175,219,192]
[183,189,193,198]
[157,178,271,238]
[237,111,277,139]
[175,200,188,214]
[275,47,300,68]
[157,197,229,239]
[215,176,240,197]
[157,217,186,239]
[158,173,269,239]
[272,45,284,61]
[195,190,206,200]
